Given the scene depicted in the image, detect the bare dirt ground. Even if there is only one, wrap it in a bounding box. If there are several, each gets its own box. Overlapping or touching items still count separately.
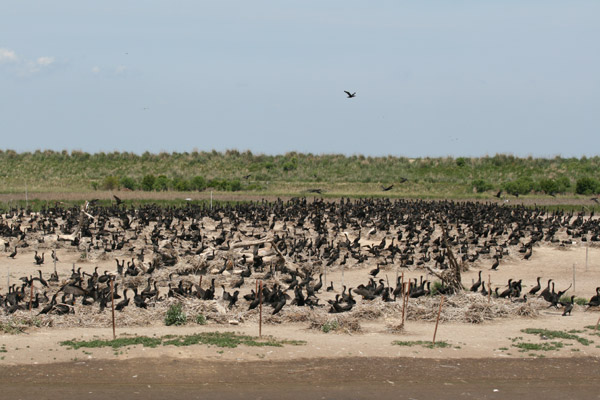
[2,357,599,400]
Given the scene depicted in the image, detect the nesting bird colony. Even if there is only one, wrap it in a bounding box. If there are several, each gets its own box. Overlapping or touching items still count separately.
[1,198,599,332]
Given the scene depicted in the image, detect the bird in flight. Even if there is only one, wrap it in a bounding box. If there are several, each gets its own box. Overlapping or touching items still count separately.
[344,91,356,98]
[381,184,394,192]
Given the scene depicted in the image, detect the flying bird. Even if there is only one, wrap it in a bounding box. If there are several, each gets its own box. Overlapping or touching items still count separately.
[113,195,123,205]
[344,91,356,98]
[381,185,394,192]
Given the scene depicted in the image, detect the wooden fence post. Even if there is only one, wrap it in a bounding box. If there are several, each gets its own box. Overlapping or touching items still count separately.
[432,296,445,344]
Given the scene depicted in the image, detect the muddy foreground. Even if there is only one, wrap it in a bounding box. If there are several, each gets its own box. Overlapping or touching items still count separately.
[2,356,599,400]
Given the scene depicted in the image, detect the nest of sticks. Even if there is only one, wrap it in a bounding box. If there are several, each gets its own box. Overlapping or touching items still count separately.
[1,292,544,332]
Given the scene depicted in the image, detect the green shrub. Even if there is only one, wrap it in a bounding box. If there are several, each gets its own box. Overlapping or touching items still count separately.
[141,174,156,191]
[172,177,191,191]
[504,177,534,196]
[165,303,187,326]
[456,157,467,167]
[321,320,339,333]
[576,177,599,195]
[191,176,207,191]
[472,179,492,193]
[120,176,137,190]
[195,314,207,325]
[555,176,571,192]
[154,175,170,191]
[101,176,120,190]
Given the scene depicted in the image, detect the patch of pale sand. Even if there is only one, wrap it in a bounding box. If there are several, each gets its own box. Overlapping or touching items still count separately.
[1,307,599,366]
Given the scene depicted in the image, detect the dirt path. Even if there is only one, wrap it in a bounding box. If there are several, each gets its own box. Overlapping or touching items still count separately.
[1,357,599,400]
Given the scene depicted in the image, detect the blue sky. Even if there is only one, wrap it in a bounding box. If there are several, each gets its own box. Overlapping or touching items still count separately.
[1,1,598,157]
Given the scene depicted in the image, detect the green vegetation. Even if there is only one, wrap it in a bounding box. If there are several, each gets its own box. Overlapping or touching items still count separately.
[164,303,187,326]
[321,320,339,333]
[195,314,207,325]
[559,296,588,306]
[512,341,564,352]
[2,150,600,198]
[61,336,163,349]
[60,332,306,350]
[521,328,593,346]
[392,340,452,349]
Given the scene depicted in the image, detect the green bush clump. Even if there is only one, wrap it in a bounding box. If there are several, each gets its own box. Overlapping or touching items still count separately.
[120,176,137,190]
[472,179,493,193]
[101,176,120,190]
[191,176,207,191]
[576,177,599,195]
[504,177,534,196]
[321,320,339,333]
[172,177,191,191]
[165,303,187,326]
[141,174,156,191]
[154,175,170,191]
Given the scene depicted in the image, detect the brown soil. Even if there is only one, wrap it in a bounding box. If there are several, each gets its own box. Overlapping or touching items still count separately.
[1,357,599,400]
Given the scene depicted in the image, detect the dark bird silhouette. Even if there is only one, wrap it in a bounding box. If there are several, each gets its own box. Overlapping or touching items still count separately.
[306,188,323,194]
[8,246,17,259]
[34,251,45,265]
[381,185,394,192]
[528,277,541,295]
[495,190,502,198]
[470,271,482,292]
[344,91,356,98]
[369,264,380,277]
[113,195,123,205]
[490,255,500,270]
[561,295,575,316]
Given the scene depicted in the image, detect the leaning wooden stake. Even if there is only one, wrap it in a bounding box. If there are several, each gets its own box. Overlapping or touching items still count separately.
[110,278,116,340]
[432,296,445,345]
[259,280,263,338]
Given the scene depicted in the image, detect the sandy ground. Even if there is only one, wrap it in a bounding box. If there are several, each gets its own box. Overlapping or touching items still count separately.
[2,243,600,365]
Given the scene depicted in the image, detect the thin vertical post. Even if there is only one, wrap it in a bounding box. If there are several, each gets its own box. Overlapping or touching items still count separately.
[259,280,263,338]
[573,264,576,293]
[210,191,213,210]
[110,278,116,340]
[432,296,445,345]
[488,274,491,303]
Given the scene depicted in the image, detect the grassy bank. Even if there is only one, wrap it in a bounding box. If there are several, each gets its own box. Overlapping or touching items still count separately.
[1,150,600,198]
